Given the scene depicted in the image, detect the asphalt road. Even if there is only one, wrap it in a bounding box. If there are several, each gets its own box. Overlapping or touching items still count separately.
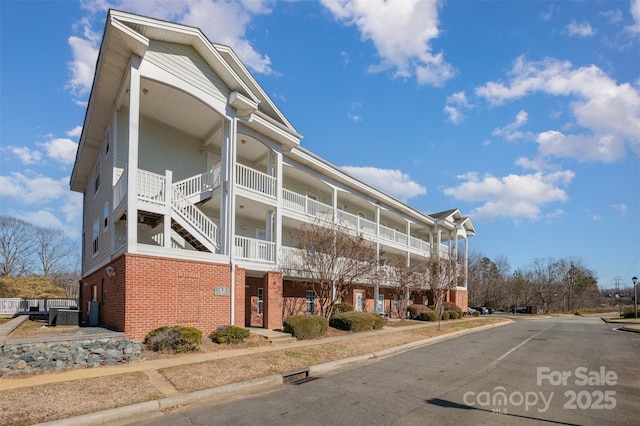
[133,316,639,426]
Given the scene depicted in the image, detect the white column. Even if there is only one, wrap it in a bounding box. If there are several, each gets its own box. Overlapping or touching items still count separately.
[464,235,469,288]
[274,150,283,268]
[163,170,172,248]
[126,55,141,253]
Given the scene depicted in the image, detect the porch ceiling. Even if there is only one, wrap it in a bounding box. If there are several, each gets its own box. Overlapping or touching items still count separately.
[122,78,223,142]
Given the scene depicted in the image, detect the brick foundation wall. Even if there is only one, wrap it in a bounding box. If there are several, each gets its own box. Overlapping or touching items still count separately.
[82,254,245,339]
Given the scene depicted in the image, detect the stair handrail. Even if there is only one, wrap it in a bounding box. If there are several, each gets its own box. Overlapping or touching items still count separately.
[173,165,221,199]
[170,187,218,250]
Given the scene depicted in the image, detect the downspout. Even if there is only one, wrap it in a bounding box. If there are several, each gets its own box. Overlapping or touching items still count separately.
[229,117,237,325]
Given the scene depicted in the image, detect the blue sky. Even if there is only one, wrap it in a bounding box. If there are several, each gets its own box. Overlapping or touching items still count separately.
[1,0,639,287]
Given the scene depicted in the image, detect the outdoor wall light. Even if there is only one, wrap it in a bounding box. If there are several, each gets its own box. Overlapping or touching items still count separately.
[106,266,116,277]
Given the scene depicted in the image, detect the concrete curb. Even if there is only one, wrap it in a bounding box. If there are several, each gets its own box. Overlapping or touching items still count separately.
[36,320,513,426]
[619,326,640,334]
[0,315,29,347]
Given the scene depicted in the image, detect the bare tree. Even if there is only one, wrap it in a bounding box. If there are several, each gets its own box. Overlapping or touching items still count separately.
[0,216,35,276]
[34,226,73,276]
[427,256,461,311]
[284,220,380,319]
[531,257,568,313]
[383,255,426,320]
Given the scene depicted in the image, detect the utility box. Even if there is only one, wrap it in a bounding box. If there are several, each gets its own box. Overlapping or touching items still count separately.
[88,301,99,326]
[57,309,80,326]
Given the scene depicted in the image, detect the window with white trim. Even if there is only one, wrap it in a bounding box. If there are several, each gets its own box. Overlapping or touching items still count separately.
[257,288,264,315]
[393,295,399,312]
[306,290,315,314]
[103,201,109,229]
[93,160,101,198]
[92,219,99,255]
[104,128,110,159]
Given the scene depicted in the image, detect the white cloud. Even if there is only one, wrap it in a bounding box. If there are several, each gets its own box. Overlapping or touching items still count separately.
[66,18,100,98]
[610,203,628,216]
[444,91,472,124]
[443,170,574,222]
[0,172,69,205]
[341,166,426,201]
[475,56,640,163]
[68,1,275,99]
[444,105,463,125]
[66,126,83,138]
[492,110,530,141]
[321,0,454,87]
[6,146,42,164]
[628,0,640,34]
[39,137,79,165]
[566,21,596,38]
[600,9,623,24]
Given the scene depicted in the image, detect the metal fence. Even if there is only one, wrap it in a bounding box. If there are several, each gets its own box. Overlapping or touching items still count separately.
[0,298,79,315]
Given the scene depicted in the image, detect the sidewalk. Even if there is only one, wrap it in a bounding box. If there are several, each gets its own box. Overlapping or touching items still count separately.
[1,318,511,425]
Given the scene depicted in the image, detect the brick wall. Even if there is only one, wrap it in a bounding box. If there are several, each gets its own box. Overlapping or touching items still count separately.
[82,254,245,339]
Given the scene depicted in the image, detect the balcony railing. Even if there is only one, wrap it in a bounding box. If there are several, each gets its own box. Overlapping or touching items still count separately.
[235,236,275,262]
[137,170,166,205]
[236,164,275,197]
[282,189,436,254]
[173,165,221,199]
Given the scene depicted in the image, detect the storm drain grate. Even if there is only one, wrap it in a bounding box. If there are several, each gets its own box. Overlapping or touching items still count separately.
[282,368,312,385]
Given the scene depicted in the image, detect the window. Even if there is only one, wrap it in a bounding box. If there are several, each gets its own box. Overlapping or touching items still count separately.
[257,288,264,315]
[103,201,109,229]
[93,172,101,197]
[93,155,101,198]
[101,278,106,303]
[393,295,399,312]
[92,219,99,255]
[104,128,110,158]
[306,290,315,314]
[91,285,98,301]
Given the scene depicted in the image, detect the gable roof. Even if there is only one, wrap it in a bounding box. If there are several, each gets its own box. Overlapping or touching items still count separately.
[70,9,300,192]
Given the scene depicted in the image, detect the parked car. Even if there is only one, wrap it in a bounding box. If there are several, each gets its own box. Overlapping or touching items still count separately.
[486,307,494,314]
[467,307,476,315]
[474,307,489,315]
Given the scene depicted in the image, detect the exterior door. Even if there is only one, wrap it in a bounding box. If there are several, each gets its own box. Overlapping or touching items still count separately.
[355,292,364,312]
[377,294,384,314]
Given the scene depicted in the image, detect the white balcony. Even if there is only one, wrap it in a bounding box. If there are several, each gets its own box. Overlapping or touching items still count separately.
[282,189,438,256]
[236,163,275,198]
[235,236,275,262]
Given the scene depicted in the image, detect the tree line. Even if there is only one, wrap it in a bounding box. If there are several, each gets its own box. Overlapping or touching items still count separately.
[466,253,608,313]
[0,216,80,296]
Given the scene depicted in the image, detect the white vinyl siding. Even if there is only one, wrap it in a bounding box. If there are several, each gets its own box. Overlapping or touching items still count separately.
[145,41,229,107]
[138,113,208,182]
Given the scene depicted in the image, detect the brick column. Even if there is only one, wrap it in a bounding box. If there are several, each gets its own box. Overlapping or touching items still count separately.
[263,271,283,330]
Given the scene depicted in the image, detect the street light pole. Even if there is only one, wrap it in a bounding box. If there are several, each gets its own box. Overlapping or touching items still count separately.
[633,276,638,320]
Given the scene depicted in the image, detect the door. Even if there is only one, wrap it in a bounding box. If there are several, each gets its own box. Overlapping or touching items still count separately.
[377,294,384,314]
[355,292,364,312]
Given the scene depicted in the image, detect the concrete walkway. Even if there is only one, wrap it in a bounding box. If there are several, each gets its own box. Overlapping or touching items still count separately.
[1,319,486,391]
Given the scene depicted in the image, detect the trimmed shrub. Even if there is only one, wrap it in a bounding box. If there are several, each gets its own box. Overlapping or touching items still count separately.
[417,310,438,322]
[144,325,202,354]
[442,302,462,319]
[332,302,354,315]
[574,310,585,316]
[407,304,429,319]
[473,310,481,317]
[622,306,640,318]
[330,311,384,332]
[210,325,250,344]
[283,315,328,340]
[441,311,451,320]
